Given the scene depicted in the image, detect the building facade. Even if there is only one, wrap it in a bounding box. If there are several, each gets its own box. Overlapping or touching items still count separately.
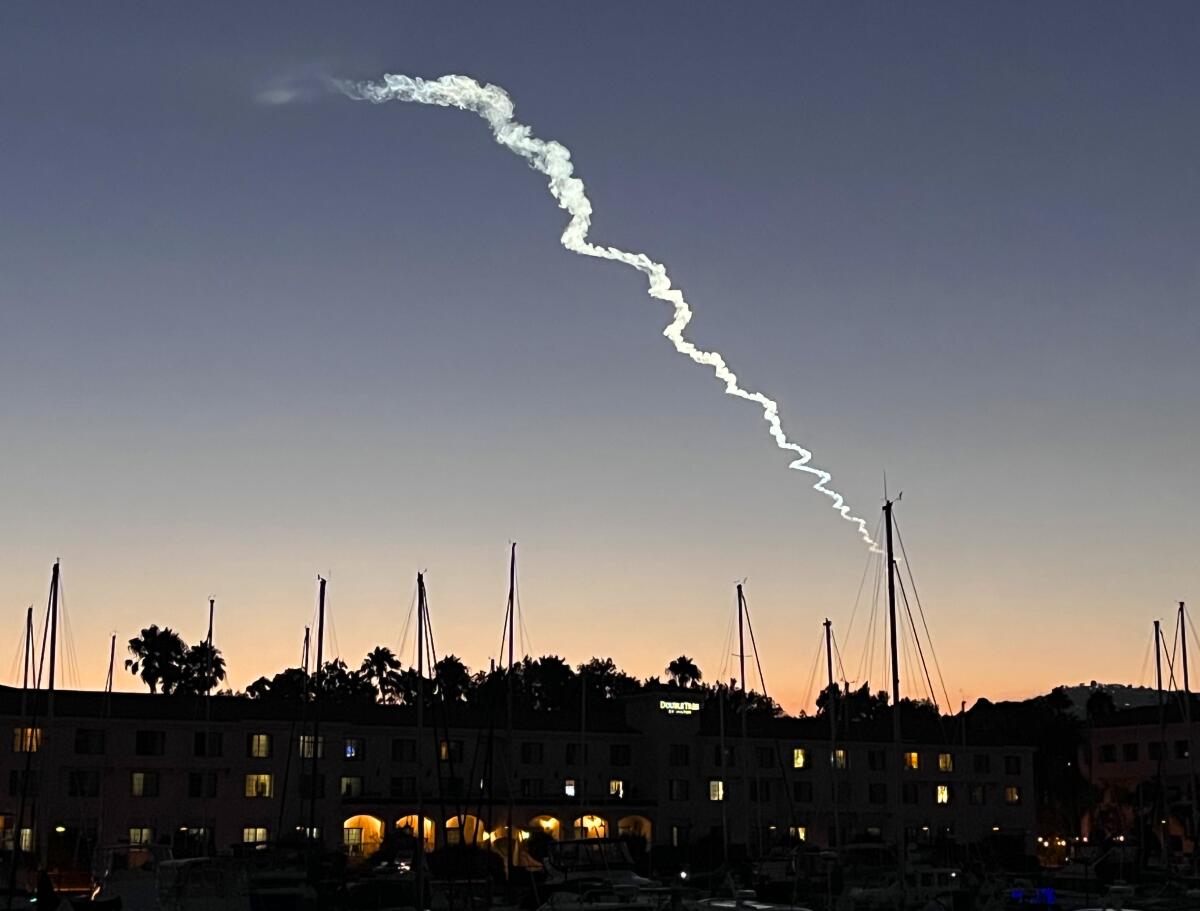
[0,686,1036,870]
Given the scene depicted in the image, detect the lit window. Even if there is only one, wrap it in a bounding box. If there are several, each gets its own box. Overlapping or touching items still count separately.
[12,728,42,753]
[789,826,807,842]
[130,771,159,798]
[242,826,269,845]
[340,776,363,797]
[344,738,364,761]
[248,733,272,759]
[938,753,954,773]
[904,751,920,770]
[19,829,34,853]
[609,779,625,799]
[709,779,725,802]
[245,774,273,798]
[792,747,808,769]
[128,826,154,846]
[1004,786,1021,805]
[299,735,324,759]
[439,740,462,762]
[831,749,847,769]
[344,826,364,853]
[296,825,320,839]
[936,785,950,805]
[564,779,576,797]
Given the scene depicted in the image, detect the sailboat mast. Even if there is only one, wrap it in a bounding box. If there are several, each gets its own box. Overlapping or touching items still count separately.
[415,572,427,910]
[47,561,59,696]
[736,583,751,855]
[825,618,841,850]
[308,577,326,838]
[505,544,517,893]
[23,607,32,691]
[883,499,905,895]
[205,598,215,692]
[105,634,116,694]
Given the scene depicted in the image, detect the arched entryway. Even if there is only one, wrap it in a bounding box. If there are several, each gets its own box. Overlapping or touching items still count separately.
[395,814,436,853]
[528,815,563,840]
[618,815,652,844]
[445,814,486,846]
[572,814,609,839]
[343,814,384,858]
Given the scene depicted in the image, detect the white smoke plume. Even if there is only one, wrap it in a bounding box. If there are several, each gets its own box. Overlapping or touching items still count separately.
[337,73,877,549]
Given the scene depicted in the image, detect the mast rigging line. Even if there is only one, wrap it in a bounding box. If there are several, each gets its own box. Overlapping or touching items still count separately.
[893,515,953,715]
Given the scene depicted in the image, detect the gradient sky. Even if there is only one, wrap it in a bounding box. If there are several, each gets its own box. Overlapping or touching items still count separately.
[2,3,1198,713]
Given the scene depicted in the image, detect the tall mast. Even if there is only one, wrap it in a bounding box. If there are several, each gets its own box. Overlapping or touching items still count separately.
[1180,602,1198,872]
[415,572,427,911]
[825,618,841,850]
[47,561,60,696]
[302,626,311,674]
[308,577,326,839]
[21,607,33,718]
[205,598,215,694]
[718,686,728,864]
[883,499,905,894]
[736,583,751,856]
[105,634,116,694]
[505,544,517,893]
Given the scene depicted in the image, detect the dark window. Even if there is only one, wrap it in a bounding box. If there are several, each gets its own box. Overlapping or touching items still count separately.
[973,753,991,774]
[521,742,545,764]
[565,742,588,765]
[867,749,886,772]
[193,732,223,757]
[610,744,632,766]
[1176,740,1190,760]
[68,770,101,798]
[668,779,689,801]
[187,771,218,798]
[340,776,363,797]
[668,744,690,767]
[1004,755,1022,775]
[1122,743,1138,762]
[835,781,851,803]
[74,728,106,755]
[298,774,326,798]
[749,780,771,802]
[714,745,736,767]
[969,784,986,805]
[1099,744,1117,763]
[868,782,887,804]
[793,780,813,802]
[1149,742,1164,761]
[344,738,365,761]
[520,779,543,797]
[444,777,464,797]
[390,776,415,798]
[438,740,463,763]
[902,782,919,805]
[8,770,37,797]
[135,730,166,756]
[756,746,774,769]
[391,739,416,762]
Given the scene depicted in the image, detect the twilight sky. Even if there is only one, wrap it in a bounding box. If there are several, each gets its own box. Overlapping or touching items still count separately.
[2,3,1197,712]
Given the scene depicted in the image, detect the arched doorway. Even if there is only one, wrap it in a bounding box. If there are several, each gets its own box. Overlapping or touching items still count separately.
[572,814,609,839]
[395,814,436,853]
[445,814,486,846]
[618,815,652,844]
[528,815,563,840]
[343,814,384,858]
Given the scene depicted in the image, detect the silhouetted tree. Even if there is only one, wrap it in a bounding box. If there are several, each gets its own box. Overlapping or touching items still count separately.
[577,657,642,700]
[246,666,309,701]
[525,655,574,711]
[314,659,377,705]
[361,647,403,703]
[1086,688,1116,721]
[174,642,227,695]
[433,655,472,703]
[667,655,703,688]
[125,625,187,694]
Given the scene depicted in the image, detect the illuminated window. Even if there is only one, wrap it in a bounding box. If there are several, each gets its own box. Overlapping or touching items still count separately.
[242,826,269,845]
[128,826,154,846]
[564,778,577,797]
[344,827,363,851]
[792,747,808,769]
[244,774,273,798]
[609,779,625,799]
[904,751,920,770]
[938,752,954,773]
[789,826,807,842]
[248,733,272,758]
[709,779,725,802]
[831,749,847,770]
[19,829,33,852]
[12,728,42,753]
[439,740,463,762]
[130,771,160,798]
[340,776,363,797]
[936,785,950,805]
[344,737,364,761]
[1004,786,1021,805]
[299,735,324,759]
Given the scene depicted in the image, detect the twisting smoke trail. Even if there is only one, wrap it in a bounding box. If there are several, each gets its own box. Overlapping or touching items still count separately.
[337,74,877,548]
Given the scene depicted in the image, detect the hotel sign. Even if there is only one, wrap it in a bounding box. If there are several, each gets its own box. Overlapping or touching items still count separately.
[659,699,700,716]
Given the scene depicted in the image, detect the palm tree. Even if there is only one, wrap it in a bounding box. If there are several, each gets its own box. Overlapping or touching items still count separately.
[360,647,402,702]
[124,625,187,693]
[667,655,702,688]
[433,655,472,703]
[176,642,227,695]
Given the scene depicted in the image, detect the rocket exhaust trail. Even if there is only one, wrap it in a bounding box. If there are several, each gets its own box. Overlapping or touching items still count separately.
[337,74,877,549]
